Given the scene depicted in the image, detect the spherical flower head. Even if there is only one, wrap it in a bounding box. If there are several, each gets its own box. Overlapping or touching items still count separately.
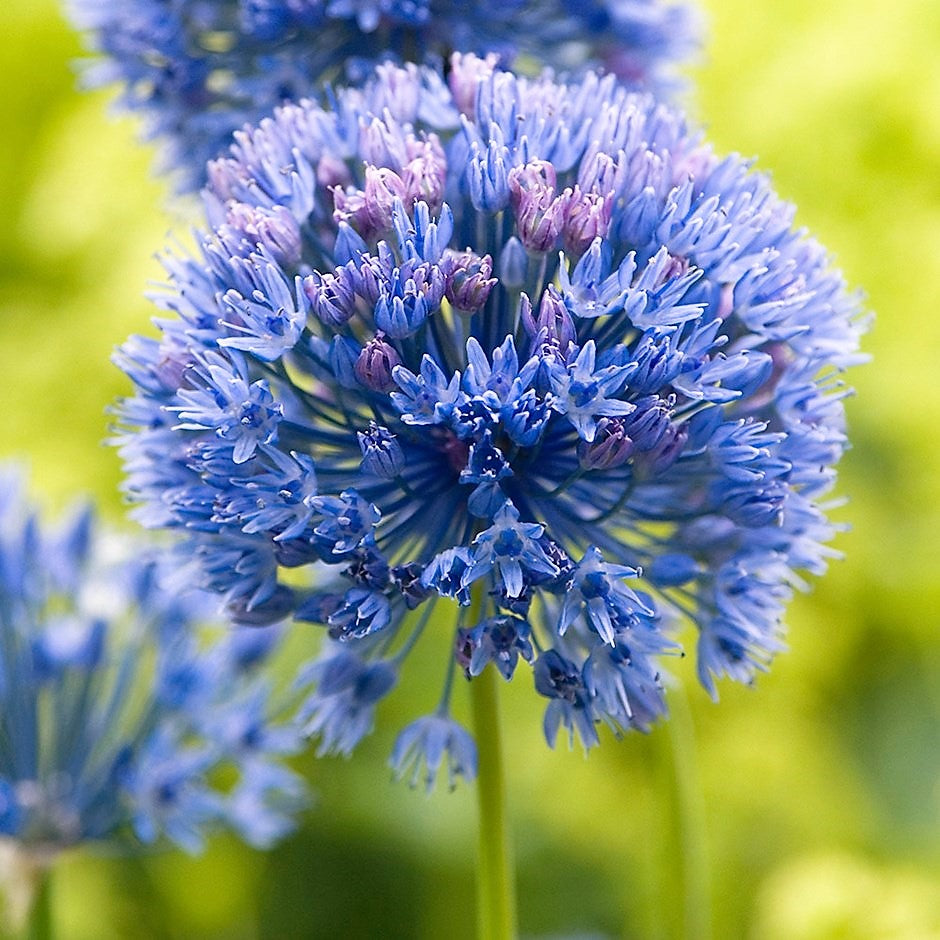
[67,0,702,192]
[0,465,305,855]
[116,56,866,776]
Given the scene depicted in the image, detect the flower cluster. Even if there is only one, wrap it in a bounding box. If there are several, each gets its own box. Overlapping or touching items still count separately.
[115,56,864,787]
[67,0,701,191]
[0,466,305,854]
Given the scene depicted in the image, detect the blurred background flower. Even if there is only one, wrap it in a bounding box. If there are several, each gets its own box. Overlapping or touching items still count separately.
[0,464,306,931]
[66,0,701,192]
[2,0,939,937]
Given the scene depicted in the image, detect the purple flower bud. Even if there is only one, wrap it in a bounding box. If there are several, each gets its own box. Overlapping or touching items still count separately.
[355,332,402,392]
[302,265,359,328]
[223,203,302,266]
[563,187,613,256]
[634,422,689,477]
[391,562,432,610]
[578,417,635,470]
[654,252,690,288]
[206,157,248,203]
[402,135,447,210]
[533,285,577,352]
[508,160,571,253]
[442,249,496,313]
[332,165,406,239]
[343,548,391,591]
[448,52,499,119]
[316,153,352,189]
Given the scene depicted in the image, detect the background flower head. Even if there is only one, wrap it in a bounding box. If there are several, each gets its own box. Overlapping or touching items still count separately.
[0,464,305,856]
[66,0,702,191]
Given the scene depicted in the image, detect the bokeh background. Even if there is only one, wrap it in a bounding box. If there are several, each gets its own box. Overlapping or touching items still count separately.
[2,0,939,936]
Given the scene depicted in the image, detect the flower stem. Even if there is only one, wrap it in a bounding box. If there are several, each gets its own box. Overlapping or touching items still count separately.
[0,843,53,940]
[664,685,711,940]
[25,866,52,940]
[468,587,516,940]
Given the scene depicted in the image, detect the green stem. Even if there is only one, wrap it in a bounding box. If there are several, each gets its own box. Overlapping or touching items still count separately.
[25,865,52,940]
[0,844,54,940]
[468,586,517,940]
[664,685,712,940]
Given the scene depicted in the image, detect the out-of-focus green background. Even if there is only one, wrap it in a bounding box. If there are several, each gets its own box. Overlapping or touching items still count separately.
[2,0,939,936]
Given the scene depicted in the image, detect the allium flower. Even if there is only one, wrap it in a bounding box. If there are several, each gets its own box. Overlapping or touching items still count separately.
[0,465,305,855]
[67,0,701,191]
[115,56,865,780]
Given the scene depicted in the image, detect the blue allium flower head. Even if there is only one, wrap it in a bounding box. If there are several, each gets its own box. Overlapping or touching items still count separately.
[0,465,305,854]
[115,56,865,774]
[67,0,702,191]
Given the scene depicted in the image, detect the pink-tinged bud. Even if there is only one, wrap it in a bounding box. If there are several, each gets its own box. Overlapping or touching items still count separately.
[717,282,735,320]
[563,187,613,255]
[448,52,499,118]
[442,249,497,313]
[654,252,690,288]
[302,265,359,328]
[223,202,302,266]
[371,62,421,122]
[402,135,447,210]
[508,161,570,253]
[155,338,198,391]
[316,153,352,189]
[578,418,635,470]
[354,332,402,393]
[508,160,557,209]
[671,145,717,185]
[332,165,406,240]
[206,157,250,203]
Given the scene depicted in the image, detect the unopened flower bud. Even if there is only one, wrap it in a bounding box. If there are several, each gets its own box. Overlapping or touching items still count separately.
[223,202,302,266]
[332,165,406,239]
[448,52,499,119]
[317,153,352,189]
[358,423,405,478]
[402,135,447,210]
[534,285,577,352]
[578,417,634,470]
[354,332,402,392]
[302,265,359,328]
[563,187,613,256]
[499,236,527,288]
[442,250,496,313]
[509,160,571,253]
